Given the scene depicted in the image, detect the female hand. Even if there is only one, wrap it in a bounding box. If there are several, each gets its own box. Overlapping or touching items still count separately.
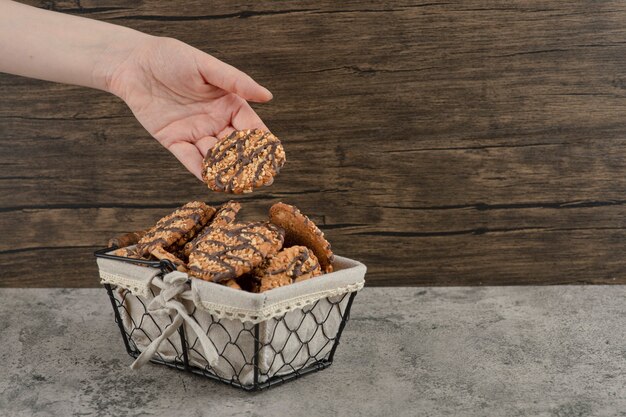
[1,2,270,180]
[102,36,272,180]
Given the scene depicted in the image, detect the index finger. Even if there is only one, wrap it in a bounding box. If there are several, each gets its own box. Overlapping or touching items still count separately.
[167,141,205,182]
[231,100,269,131]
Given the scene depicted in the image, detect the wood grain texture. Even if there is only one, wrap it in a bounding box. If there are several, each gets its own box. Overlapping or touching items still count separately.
[3,1,626,286]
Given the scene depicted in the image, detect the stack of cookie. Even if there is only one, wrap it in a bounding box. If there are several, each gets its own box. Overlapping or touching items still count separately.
[110,201,334,293]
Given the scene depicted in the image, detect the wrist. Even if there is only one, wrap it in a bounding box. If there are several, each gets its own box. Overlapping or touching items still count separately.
[91,28,153,95]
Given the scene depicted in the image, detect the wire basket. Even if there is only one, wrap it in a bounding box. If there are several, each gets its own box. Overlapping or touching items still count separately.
[96,248,360,391]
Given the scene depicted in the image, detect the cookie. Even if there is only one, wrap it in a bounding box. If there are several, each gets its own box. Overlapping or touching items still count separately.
[222,278,242,290]
[111,246,143,259]
[255,246,322,292]
[150,246,188,272]
[269,202,334,273]
[202,129,286,194]
[107,230,147,249]
[182,200,241,258]
[187,222,284,282]
[137,201,215,255]
[210,200,242,227]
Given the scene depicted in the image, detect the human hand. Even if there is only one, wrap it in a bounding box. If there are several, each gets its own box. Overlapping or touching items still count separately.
[1,3,272,180]
[101,36,272,180]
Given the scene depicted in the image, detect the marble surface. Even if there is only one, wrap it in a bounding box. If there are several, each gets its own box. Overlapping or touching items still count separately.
[1,286,626,416]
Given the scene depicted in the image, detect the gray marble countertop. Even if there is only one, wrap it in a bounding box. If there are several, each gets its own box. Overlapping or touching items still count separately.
[1,287,625,417]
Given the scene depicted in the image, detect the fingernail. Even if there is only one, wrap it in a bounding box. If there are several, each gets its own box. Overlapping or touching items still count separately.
[261,86,273,100]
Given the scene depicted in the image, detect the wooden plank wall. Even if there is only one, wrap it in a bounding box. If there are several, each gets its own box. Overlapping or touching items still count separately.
[2,1,626,287]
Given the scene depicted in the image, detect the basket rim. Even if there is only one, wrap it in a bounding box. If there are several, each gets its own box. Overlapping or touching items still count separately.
[95,247,366,323]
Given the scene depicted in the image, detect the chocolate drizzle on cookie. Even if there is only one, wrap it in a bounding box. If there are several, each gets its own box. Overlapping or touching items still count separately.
[187,222,284,282]
[203,129,286,194]
[266,248,319,278]
[182,200,241,258]
[254,246,322,292]
[137,201,214,254]
[209,200,242,227]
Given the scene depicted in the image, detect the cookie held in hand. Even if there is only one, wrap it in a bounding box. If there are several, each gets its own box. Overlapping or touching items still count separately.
[187,222,284,282]
[202,129,286,194]
[255,246,322,292]
[269,202,335,273]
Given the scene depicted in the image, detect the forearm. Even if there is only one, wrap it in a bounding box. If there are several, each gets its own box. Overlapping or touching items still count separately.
[0,0,150,91]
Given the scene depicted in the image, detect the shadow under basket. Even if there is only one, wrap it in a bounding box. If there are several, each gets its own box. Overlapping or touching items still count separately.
[95,248,366,391]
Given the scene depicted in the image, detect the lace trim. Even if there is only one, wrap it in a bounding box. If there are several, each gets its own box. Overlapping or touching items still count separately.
[99,270,153,298]
[196,281,364,324]
[100,270,364,324]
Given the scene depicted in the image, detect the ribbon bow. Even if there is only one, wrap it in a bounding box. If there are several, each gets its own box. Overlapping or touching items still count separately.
[130,271,219,370]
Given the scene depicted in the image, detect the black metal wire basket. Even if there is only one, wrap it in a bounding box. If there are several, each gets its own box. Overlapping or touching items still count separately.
[96,248,358,391]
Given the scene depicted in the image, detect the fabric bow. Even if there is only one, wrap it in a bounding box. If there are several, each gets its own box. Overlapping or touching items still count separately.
[130,271,219,370]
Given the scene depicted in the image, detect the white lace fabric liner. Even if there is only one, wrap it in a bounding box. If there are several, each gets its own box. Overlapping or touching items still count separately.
[97,252,366,324]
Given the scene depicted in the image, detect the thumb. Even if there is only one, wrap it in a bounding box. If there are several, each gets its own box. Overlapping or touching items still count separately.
[197,52,272,102]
